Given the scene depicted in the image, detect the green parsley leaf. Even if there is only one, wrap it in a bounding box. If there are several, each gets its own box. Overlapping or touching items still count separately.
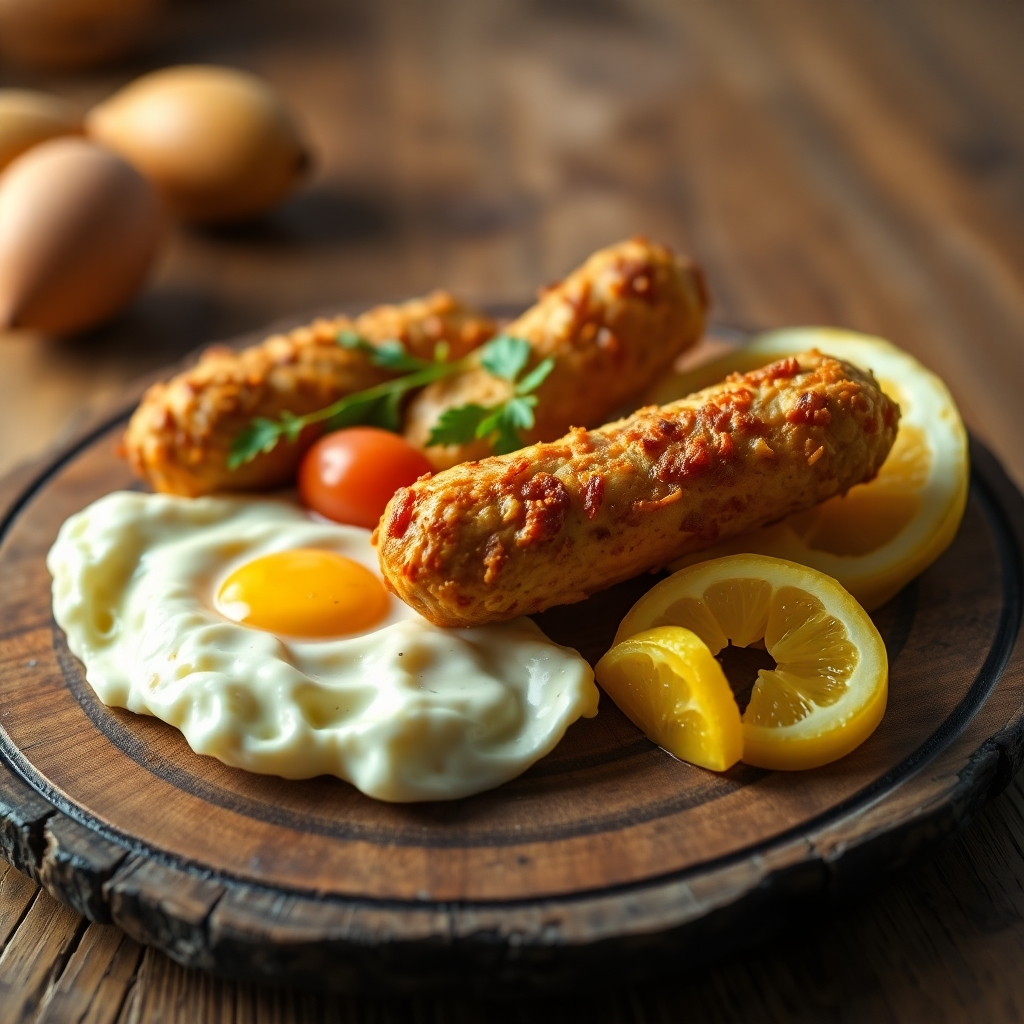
[336,328,364,350]
[325,390,400,432]
[369,390,405,432]
[228,350,473,473]
[278,410,305,443]
[502,393,539,429]
[325,392,376,430]
[373,338,429,372]
[473,405,506,441]
[229,327,543,473]
[491,397,538,454]
[337,330,429,372]
[515,356,555,396]
[421,339,549,454]
[479,335,532,381]
[427,404,491,447]
[227,417,284,469]
[472,395,538,455]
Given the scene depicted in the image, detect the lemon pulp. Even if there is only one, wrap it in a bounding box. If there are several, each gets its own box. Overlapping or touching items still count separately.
[615,554,888,770]
[595,626,743,772]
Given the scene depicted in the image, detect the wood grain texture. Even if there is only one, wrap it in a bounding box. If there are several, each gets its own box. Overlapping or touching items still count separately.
[0,861,39,954]
[0,0,1023,1019]
[0,891,84,1022]
[36,925,142,1024]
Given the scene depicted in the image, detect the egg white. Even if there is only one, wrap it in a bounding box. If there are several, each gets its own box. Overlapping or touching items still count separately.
[47,491,599,802]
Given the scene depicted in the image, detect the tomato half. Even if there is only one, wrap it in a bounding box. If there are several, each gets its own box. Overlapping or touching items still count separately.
[298,427,432,529]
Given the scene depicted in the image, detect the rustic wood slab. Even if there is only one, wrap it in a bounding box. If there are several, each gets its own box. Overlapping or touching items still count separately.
[0,329,1021,994]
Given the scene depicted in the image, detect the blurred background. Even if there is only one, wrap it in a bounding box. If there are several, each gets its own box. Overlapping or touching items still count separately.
[0,0,1022,486]
[2,4,1024,1019]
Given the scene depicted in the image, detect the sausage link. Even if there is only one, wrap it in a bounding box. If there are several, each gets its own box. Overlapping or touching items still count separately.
[403,237,708,469]
[123,291,495,496]
[377,352,900,627]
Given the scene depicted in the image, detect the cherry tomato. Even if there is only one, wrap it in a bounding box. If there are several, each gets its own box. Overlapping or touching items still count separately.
[298,427,432,529]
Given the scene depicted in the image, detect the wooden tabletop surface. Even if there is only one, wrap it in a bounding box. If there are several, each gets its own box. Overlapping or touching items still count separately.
[2,0,1024,1020]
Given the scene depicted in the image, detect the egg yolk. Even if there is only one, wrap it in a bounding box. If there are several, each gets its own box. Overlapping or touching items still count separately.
[216,549,389,638]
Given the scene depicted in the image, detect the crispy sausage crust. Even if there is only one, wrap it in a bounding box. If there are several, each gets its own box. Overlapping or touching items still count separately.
[123,292,495,496]
[377,352,900,628]
[404,237,708,469]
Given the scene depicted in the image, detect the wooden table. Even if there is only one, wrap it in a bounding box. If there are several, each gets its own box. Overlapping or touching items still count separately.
[1,0,1023,1019]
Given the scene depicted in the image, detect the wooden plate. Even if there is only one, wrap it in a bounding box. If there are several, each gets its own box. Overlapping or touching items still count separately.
[0,321,1022,994]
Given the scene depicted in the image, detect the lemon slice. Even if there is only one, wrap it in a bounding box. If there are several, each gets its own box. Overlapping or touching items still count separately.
[649,328,969,610]
[595,626,743,772]
[615,554,888,770]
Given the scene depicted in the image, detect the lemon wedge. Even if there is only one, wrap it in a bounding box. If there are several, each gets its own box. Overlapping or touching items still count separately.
[614,554,888,770]
[595,626,743,772]
[649,328,969,610]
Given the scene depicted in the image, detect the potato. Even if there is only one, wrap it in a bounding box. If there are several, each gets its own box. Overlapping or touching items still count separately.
[0,137,163,334]
[0,89,80,173]
[0,0,159,70]
[86,65,311,224]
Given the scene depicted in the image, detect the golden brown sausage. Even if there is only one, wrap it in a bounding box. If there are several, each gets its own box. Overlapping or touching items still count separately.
[123,292,495,496]
[377,352,900,628]
[403,237,708,470]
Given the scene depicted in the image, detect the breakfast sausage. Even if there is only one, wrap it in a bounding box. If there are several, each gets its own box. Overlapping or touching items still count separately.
[123,292,496,496]
[377,352,900,628]
[403,237,708,469]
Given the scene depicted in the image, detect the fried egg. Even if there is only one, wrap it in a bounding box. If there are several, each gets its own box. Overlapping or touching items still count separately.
[47,492,598,801]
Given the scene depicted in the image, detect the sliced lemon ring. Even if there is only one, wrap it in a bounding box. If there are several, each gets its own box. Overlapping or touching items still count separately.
[648,328,969,610]
[595,625,743,772]
[615,554,889,771]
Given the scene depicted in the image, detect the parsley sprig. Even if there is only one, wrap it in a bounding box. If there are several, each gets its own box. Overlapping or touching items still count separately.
[227,331,553,469]
[426,336,554,455]
[227,331,456,469]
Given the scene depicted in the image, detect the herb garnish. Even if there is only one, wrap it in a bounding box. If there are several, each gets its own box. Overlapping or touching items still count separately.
[227,331,455,469]
[227,332,553,469]
[426,337,554,455]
